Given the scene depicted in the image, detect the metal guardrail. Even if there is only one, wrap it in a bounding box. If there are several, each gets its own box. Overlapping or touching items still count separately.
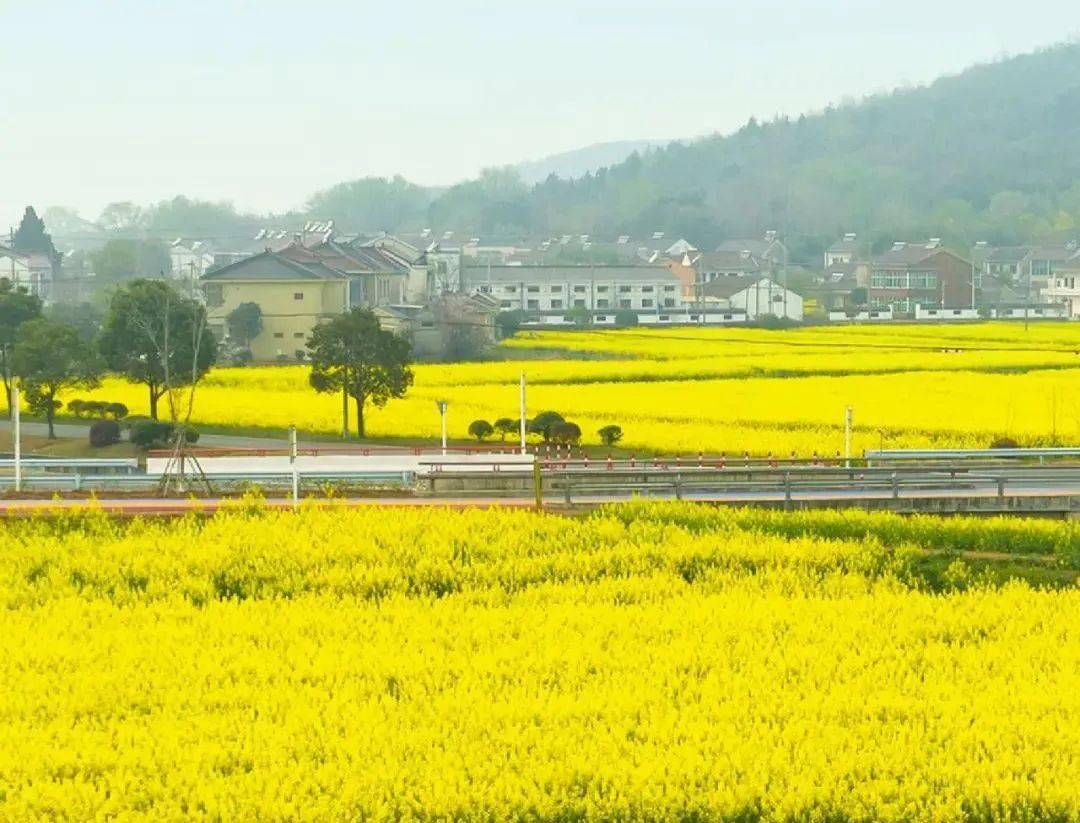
[0,470,415,492]
[0,457,139,473]
[865,448,1080,463]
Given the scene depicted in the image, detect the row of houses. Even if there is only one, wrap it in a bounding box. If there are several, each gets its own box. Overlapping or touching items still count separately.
[819,234,1080,317]
[198,229,805,360]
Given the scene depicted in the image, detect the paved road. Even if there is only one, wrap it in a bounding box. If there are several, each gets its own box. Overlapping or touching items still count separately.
[0,420,300,449]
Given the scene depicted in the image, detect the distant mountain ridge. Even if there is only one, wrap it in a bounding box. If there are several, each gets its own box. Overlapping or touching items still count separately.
[514,140,669,184]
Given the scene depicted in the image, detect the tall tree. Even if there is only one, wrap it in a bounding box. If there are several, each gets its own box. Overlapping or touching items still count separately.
[307,308,413,438]
[0,280,43,418]
[11,319,103,438]
[226,302,263,347]
[90,239,172,282]
[11,206,59,264]
[98,202,144,233]
[98,279,217,419]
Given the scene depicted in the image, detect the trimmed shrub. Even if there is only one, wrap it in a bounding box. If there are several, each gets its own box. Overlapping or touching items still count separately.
[105,403,129,420]
[528,410,565,441]
[598,424,623,446]
[990,436,1020,449]
[468,420,494,441]
[550,421,582,445]
[88,419,121,448]
[613,309,639,328]
[67,399,87,418]
[493,417,518,441]
[130,420,177,450]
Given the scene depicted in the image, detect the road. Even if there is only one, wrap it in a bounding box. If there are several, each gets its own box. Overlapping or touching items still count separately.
[0,419,295,449]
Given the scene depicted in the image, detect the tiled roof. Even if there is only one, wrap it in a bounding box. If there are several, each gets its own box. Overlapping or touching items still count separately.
[463,264,679,286]
[700,275,767,298]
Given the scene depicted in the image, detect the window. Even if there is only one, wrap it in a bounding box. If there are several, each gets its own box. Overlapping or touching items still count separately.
[619,299,632,309]
[550,299,563,309]
[573,299,586,308]
[642,285,654,293]
[618,285,632,293]
[871,272,906,289]
[527,299,539,309]
[505,285,517,294]
[500,300,513,309]
[478,285,491,293]
[595,315,608,322]
[573,285,587,293]
[909,272,937,289]
[664,298,675,308]
[294,332,305,338]
[663,285,676,292]
[641,299,654,308]
[596,299,609,308]
[550,285,562,293]
[273,332,284,339]
[293,292,304,300]
[596,286,609,293]
[527,285,540,293]
[659,315,670,322]
[203,284,223,308]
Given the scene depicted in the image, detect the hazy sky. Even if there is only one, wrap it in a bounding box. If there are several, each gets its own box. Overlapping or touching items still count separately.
[1,1,1076,227]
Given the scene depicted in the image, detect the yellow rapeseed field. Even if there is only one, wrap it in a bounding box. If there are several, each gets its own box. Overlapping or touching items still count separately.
[0,502,1077,819]
[37,321,1080,454]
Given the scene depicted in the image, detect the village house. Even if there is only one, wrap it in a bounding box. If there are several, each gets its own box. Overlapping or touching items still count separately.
[0,245,54,302]
[463,264,683,316]
[869,240,974,314]
[200,240,411,361]
[824,233,861,267]
[698,275,803,322]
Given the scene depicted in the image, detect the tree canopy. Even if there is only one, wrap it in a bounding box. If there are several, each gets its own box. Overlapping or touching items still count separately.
[11,318,103,438]
[12,206,59,263]
[0,280,43,417]
[307,309,413,438]
[90,239,172,282]
[98,279,217,419]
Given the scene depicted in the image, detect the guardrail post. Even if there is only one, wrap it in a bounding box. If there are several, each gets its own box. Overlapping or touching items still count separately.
[74,473,82,492]
[674,473,682,500]
[533,460,543,510]
[563,472,571,505]
[783,471,791,510]
[997,477,1006,499]
[891,472,899,499]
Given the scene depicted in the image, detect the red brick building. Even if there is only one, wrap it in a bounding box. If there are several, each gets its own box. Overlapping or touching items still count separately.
[870,240,974,314]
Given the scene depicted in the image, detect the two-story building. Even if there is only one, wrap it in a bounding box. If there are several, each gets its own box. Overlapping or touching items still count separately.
[699,275,803,321]
[824,233,861,267]
[200,240,411,361]
[464,264,683,316]
[0,246,54,303]
[869,240,973,314]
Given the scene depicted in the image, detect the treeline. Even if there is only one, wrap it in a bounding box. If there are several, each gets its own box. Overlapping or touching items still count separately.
[43,42,1080,268]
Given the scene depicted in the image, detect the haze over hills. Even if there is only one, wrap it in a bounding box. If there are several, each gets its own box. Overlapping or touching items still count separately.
[37,41,1080,267]
[514,140,670,185]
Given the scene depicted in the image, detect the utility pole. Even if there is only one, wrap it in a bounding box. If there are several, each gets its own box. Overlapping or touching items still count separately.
[1025,256,1032,332]
[518,373,527,454]
[12,386,21,493]
[289,424,299,506]
[844,406,853,469]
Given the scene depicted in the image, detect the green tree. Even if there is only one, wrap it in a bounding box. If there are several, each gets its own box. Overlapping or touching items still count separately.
[46,301,105,343]
[0,280,43,417]
[11,319,103,438]
[305,176,430,231]
[98,279,217,419]
[307,308,413,438]
[493,417,519,441]
[97,202,144,233]
[528,410,565,441]
[12,206,58,263]
[468,419,494,441]
[598,424,623,446]
[227,302,263,347]
[90,239,172,282]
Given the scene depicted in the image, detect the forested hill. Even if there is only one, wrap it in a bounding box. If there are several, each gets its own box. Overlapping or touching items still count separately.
[48,42,1080,266]
[519,42,1080,253]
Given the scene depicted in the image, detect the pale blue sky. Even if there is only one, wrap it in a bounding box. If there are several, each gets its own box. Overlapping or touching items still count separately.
[1,0,1076,226]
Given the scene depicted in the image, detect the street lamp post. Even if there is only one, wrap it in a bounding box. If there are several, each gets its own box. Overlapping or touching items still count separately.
[435,400,448,455]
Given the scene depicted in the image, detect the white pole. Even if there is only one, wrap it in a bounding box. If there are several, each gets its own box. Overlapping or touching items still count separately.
[441,405,448,455]
[289,424,298,506]
[519,373,527,454]
[844,406,852,469]
[13,386,21,493]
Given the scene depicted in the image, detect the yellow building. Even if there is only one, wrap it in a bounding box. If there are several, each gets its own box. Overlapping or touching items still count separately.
[201,241,409,361]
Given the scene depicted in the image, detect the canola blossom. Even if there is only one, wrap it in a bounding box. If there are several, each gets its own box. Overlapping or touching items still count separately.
[0,502,1077,820]
[13,321,1080,454]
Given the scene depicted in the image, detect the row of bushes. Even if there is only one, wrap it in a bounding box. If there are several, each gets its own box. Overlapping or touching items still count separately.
[68,399,129,420]
[467,411,623,446]
[89,418,200,450]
